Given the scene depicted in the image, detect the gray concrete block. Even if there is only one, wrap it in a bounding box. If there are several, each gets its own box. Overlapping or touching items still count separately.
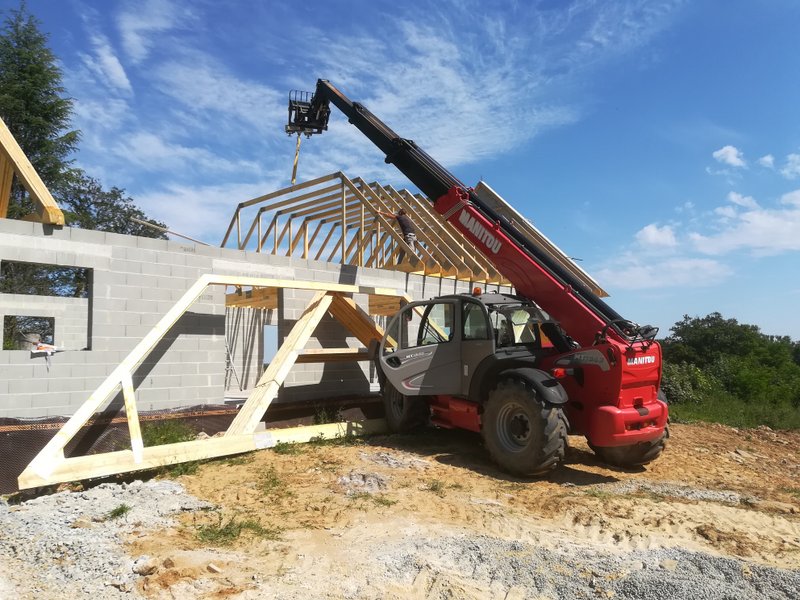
[110,259,142,274]
[124,299,161,314]
[9,378,49,394]
[140,287,172,302]
[48,377,86,393]
[141,261,172,277]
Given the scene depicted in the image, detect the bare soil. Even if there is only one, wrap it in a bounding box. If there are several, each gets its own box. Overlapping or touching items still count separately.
[127,422,800,598]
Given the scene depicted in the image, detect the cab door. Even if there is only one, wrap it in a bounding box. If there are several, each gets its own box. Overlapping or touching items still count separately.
[379,299,462,396]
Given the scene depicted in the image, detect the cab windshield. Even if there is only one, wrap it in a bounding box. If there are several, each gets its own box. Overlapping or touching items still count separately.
[490,307,548,348]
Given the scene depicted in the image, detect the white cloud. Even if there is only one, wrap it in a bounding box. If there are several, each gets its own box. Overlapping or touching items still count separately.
[112,131,262,175]
[780,153,800,180]
[634,223,677,247]
[151,56,285,135]
[117,0,190,64]
[80,34,132,94]
[712,145,746,168]
[758,154,774,168]
[690,190,800,255]
[596,257,731,290]
[727,191,759,209]
[134,180,283,243]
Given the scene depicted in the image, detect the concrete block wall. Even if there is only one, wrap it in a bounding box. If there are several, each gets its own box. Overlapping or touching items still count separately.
[0,294,89,350]
[0,218,511,420]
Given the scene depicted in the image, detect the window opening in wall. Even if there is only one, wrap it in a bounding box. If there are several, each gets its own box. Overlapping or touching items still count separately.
[3,315,54,350]
[0,261,90,298]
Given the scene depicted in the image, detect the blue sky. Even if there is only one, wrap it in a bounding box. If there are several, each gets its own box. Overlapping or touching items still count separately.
[7,0,800,339]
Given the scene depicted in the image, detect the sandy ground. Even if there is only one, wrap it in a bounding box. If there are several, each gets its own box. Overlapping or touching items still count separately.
[118,422,800,598]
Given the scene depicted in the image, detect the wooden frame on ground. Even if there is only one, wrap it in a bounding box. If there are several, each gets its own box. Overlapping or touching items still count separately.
[18,274,407,490]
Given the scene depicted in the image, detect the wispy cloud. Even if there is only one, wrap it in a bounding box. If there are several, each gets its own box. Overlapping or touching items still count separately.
[79,34,132,94]
[597,257,731,290]
[712,145,746,168]
[781,153,800,180]
[635,223,677,248]
[117,0,191,64]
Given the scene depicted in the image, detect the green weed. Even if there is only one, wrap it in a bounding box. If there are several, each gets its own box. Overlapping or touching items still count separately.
[273,441,303,455]
[141,420,196,447]
[423,479,446,497]
[107,503,131,519]
[196,513,282,545]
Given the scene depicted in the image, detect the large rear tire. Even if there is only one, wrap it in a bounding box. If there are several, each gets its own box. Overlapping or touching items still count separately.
[590,427,668,467]
[382,384,429,433]
[482,379,568,477]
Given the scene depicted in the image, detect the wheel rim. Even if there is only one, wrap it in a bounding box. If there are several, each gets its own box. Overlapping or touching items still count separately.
[495,401,532,452]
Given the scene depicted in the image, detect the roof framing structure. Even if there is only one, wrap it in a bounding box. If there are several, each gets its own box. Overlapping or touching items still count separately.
[221,171,510,285]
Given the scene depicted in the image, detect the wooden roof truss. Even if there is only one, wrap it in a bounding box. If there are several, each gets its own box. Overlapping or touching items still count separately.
[221,172,510,285]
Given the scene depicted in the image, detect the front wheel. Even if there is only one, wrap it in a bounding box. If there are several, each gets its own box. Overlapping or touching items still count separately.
[590,427,668,467]
[482,379,568,477]
[382,384,429,433]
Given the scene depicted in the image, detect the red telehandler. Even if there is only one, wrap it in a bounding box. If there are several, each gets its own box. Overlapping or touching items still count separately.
[286,80,668,476]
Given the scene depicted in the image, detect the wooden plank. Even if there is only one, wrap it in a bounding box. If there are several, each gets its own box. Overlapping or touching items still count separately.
[296,348,370,363]
[226,291,334,435]
[121,372,143,463]
[328,293,385,346]
[18,419,387,489]
[0,154,13,218]
[226,287,279,309]
[0,117,64,225]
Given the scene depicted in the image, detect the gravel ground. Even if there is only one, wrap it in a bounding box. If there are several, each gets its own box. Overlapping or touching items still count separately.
[0,480,211,598]
[4,479,797,599]
[374,534,800,600]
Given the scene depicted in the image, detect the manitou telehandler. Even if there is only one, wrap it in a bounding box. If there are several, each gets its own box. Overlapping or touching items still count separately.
[286,80,668,476]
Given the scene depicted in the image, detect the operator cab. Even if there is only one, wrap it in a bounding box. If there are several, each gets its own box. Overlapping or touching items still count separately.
[378,292,567,398]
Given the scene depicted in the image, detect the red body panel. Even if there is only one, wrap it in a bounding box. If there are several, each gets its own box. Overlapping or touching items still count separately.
[429,395,481,432]
[434,187,667,448]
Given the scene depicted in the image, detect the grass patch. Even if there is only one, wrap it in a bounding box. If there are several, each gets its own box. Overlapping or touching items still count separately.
[164,461,200,477]
[372,494,398,507]
[196,513,282,545]
[313,404,342,425]
[223,454,254,466]
[584,489,616,500]
[780,487,800,500]
[423,479,446,497]
[669,394,800,430]
[307,433,365,447]
[273,441,303,455]
[259,466,294,498]
[107,503,131,519]
[141,420,196,447]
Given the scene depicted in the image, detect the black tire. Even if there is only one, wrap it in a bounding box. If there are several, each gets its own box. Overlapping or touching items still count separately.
[382,384,429,433]
[482,378,568,477]
[590,427,669,467]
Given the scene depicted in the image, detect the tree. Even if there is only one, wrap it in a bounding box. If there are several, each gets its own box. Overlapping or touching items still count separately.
[0,2,78,218]
[60,171,168,239]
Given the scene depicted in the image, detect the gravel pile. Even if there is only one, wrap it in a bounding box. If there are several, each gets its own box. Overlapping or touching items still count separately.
[0,480,212,598]
[594,480,753,504]
[376,534,800,600]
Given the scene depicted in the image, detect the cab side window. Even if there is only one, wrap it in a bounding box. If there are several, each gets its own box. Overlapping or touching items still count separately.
[463,301,490,340]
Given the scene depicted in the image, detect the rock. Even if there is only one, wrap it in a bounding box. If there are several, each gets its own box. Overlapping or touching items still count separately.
[70,518,92,529]
[207,562,223,574]
[132,555,159,576]
[162,557,176,569]
[659,559,678,571]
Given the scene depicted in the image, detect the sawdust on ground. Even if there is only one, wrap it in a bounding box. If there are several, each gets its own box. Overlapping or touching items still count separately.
[130,422,800,598]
